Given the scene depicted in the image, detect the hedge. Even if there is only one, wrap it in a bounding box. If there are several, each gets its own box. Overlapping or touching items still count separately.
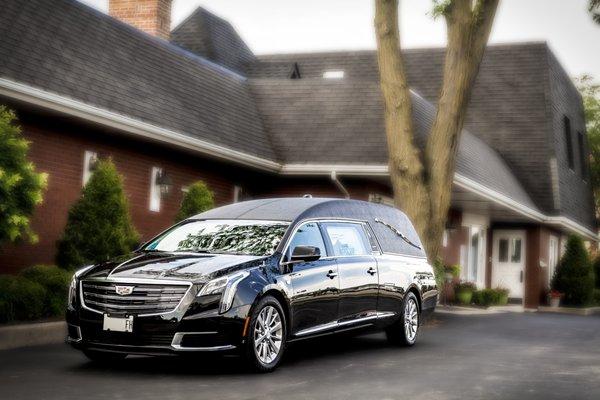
[472,288,509,307]
[551,235,594,306]
[0,265,71,323]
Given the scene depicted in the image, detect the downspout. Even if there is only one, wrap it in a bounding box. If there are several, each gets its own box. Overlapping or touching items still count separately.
[330,171,350,199]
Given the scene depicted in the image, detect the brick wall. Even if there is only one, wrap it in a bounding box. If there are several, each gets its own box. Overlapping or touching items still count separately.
[109,0,172,40]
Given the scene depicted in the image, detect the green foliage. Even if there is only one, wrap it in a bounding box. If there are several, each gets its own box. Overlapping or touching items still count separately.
[0,275,46,323]
[432,258,445,292]
[590,0,600,23]
[593,255,600,290]
[454,282,476,305]
[431,0,452,18]
[20,265,71,317]
[551,235,595,306]
[473,288,509,307]
[577,75,600,213]
[445,264,461,279]
[0,106,47,244]
[175,181,214,222]
[56,159,139,269]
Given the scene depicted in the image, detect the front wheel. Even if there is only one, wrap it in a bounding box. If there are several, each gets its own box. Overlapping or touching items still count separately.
[243,295,287,372]
[386,291,420,346]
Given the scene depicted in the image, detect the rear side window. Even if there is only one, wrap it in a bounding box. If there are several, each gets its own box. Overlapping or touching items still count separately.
[287,222,327,260]
[322,222,371,256]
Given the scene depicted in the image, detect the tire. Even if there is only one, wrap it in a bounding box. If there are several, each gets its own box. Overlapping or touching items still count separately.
[243,295,287,372]
[386,291,420,346]
[83,349,127,363]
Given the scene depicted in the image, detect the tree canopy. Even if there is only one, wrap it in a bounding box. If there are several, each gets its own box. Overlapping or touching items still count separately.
[0,106,47,244]
[590,0,600,23]
[577,75,600,214]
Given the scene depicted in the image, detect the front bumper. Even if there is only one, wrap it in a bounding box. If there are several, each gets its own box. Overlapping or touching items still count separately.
[66,305,250,355]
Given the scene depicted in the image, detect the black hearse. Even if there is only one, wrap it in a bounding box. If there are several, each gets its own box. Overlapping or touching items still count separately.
[66,198,438,371]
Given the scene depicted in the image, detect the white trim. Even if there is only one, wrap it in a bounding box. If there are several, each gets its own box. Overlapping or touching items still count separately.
[1,78,596,241]
[82,150,97,186]
[0,78,280,172]
[149,167,162,212]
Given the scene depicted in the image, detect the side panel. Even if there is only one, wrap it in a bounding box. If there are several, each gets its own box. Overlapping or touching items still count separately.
[375,254,437,321]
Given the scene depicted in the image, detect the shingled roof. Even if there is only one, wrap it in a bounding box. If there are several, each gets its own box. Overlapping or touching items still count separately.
[0,0,275,161]
[0,0,595,234]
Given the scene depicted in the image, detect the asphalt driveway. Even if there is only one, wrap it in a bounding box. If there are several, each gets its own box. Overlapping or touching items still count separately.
[1,311,599,400]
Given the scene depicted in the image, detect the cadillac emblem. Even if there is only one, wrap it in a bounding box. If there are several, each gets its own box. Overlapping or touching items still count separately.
[115,285,135,296]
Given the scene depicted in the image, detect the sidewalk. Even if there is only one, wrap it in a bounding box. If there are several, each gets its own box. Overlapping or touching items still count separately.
[435,304,529,315]
[0,320,66,350]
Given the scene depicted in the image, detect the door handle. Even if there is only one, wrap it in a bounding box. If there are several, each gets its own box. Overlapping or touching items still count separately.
[367,267,377,275]
[326,270,338,279]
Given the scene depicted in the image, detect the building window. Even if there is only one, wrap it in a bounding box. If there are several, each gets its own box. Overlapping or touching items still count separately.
[82,150,97,186]
[578,131,588,180]
[323,70,344,79]
[149,167,162,212]
[564,116,574,170]
[233,185,243,203]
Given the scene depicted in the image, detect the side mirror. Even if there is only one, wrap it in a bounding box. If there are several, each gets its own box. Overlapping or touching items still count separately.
[290,245,321,263]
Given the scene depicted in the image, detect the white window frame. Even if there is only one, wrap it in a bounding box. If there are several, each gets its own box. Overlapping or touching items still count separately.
[149,167,162,212]
[323,70,345,79]
[82,150,97,186]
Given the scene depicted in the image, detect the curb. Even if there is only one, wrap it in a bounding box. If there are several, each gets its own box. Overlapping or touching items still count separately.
[0,321,66,351]
[538,306,600,316]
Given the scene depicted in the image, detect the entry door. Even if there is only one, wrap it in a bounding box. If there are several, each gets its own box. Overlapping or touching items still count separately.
[492,230,526,299]
[321,222,378,324]
[285,222,340,335]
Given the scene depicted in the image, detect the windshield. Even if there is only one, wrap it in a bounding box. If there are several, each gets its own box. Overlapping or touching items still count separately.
[143,219,289,256]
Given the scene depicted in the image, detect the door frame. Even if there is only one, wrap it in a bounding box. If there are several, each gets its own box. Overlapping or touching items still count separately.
[491,229,526,301]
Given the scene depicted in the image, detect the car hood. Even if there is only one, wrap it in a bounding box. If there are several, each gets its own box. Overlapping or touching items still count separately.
[82,252,265,283]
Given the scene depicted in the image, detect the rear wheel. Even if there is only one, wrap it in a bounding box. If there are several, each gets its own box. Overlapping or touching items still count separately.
[386,291,419,346]
[243,295,287,372]
[83,349,127,363]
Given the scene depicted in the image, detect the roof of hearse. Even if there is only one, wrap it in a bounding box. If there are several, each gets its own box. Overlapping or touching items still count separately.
[193,198,427,258]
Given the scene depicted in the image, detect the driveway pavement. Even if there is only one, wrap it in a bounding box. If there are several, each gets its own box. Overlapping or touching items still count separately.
[1,312,599,400]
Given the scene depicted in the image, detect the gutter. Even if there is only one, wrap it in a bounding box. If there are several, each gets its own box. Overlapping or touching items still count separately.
[330,171,350,199]
[1,78,596,241]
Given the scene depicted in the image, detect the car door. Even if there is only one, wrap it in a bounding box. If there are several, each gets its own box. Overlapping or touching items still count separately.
[321,221,379,325]
[284,221,340,336]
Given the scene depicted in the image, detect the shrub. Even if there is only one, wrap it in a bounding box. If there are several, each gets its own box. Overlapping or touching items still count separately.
[551,235,594,306]
[432,258,445,292]
[0,106,47,245]
[0,275,46,323]
[473,288,509,307]
[175,181,214,222]
[444,264,461,280]
[20,265,71,317]
[593,256,600,289]
[56,160,139,270]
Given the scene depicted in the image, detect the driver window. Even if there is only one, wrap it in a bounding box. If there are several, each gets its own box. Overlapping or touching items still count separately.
[287,222,327,261]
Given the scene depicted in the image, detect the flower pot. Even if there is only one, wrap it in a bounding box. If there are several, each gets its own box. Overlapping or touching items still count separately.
[549,297,560,308]
[456,290,473,305]
[497,293,509,306]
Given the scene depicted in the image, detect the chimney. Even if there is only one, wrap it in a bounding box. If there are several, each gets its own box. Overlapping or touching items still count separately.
[109,0,172,40]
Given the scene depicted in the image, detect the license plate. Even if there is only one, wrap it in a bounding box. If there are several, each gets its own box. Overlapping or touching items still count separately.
[103,314,133,333]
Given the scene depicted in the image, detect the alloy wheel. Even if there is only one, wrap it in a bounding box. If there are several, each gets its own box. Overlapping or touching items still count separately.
[253,305,283,365]
[404,297,418,342]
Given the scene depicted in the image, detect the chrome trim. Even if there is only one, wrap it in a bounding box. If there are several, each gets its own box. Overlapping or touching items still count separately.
[80,278,193,317]
[170,332,235,352]
[294,312,396,337]
[66,324,82,343]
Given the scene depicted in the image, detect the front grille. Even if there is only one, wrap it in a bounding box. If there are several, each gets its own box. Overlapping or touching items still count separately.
[82,328,175,347]
[81,281,190,315]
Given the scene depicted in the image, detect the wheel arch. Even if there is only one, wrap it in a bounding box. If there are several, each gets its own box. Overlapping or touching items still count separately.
[254,288,291,334]
[406,285,422,313]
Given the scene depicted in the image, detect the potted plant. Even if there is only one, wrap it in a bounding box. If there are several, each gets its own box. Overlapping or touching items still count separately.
[495,288,509,306]
[454,282,477,305]
[548,290,563,308]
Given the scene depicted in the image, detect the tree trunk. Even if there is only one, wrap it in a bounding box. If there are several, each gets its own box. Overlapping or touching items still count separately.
[374,0,498,262]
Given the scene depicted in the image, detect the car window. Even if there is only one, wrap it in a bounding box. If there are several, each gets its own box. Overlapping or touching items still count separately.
[287,222,327,260]
[322,222,371,256]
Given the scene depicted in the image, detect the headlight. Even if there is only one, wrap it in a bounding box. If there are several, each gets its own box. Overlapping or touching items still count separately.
[68,265,95,308]
[197,271,250,314]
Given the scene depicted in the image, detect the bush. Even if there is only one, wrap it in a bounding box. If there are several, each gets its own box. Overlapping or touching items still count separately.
[175,181,214,222]
[445,264,461,280]
[0,275,46,323]
[473,288,509,307]
[20,265,71,317]
[56,160,139,269]
[551,235,594,306]
[0,106,47,245]
[593,256,600,289]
